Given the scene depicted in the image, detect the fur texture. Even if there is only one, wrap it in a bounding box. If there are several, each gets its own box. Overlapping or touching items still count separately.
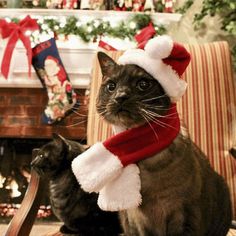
[97,51,232,236]
[31,134,121,236]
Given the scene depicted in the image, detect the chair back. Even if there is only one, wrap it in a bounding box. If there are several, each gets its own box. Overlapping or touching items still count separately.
[87,42,236,218]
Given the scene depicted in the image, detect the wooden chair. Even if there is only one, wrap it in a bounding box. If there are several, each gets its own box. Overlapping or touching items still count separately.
[4,42,236,235]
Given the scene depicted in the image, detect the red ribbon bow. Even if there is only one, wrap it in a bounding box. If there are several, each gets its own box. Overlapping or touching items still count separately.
[0,15,39,79]
[135,23,156,49]
[98,40,117,51]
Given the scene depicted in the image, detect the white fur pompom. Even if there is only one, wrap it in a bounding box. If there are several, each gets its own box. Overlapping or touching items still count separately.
[145,35,173,59]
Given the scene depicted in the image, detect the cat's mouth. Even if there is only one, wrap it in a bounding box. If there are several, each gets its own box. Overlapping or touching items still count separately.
[116,107,130,115]
[105,105,144,127]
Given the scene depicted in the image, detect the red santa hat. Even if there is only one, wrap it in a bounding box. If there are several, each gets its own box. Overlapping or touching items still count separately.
[118,35,191,101]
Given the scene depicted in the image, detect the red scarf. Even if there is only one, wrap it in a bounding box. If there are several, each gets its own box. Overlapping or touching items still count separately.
[72,104,180,211]
[104,104,180,166]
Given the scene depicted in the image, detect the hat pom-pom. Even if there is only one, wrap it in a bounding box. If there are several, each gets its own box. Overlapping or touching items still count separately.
[145,35,173,59]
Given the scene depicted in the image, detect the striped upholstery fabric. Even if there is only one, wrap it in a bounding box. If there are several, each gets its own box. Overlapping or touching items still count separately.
[87,42,236,224]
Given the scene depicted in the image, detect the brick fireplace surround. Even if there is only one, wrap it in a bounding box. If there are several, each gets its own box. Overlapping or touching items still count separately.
[0,88,87,139]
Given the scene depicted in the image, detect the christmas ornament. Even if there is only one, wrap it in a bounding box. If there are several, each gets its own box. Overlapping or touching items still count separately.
[132,0,144,12]
[0,15,39,79]
[62,0,78,9]
[80,0,91,9]
[32,38,78,124]
[32,0,40,6]
[89,0,104,10]
[143,0,155,12]
[72,36,191,211]
[162,0,176,13]
[46,0,63,8]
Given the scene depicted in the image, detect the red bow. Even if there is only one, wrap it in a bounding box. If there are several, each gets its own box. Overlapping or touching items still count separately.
[98,40,117,51]
[0,15,39,79]
[135,23,156,49]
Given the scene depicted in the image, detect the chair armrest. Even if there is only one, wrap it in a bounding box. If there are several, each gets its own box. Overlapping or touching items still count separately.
[4,149,46,236]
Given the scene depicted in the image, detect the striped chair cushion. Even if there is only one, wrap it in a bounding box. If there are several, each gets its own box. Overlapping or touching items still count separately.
[87,42,236,220]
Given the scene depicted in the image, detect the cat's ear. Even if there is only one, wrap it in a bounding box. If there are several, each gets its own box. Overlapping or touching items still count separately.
[52,133,71,151]
[97,52,117,77]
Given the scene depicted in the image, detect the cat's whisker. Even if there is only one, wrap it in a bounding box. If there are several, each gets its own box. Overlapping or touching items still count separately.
[141,94,167,102]
[139,109,167,129]
[142,109,179,119]
[66,119,87,128]
[97,110,108,117]
[72,109,88,117]
[140,113,159,142]
[140,108,179,131]
[142,105,177,111]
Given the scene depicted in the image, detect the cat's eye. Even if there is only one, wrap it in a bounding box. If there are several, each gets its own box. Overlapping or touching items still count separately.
[137,79,151,91]
[106,81,116,92]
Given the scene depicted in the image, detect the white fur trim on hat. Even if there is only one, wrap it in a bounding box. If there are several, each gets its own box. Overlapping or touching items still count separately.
[145,35,173,59]
[71,142,123,193]
[98,164,142,211]
[118,49,187,101]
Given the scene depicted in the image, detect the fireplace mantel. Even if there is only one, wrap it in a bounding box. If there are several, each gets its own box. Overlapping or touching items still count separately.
[0,9,181,89]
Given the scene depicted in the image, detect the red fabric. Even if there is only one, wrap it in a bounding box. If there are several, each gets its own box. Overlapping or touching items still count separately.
[163,42,191,76]
[135,23,156,49]
[103,104,180,166]
[63,0,77,8]
[98,40,117,51]
[0,15,39,79]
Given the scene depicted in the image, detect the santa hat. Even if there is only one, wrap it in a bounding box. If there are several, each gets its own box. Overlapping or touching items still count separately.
[118,35,191,101]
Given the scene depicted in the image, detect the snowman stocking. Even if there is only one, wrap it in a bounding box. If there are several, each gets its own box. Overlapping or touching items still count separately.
[32,38,78,124]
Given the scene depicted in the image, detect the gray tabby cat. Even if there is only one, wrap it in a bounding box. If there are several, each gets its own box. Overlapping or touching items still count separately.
[96,52,232,236]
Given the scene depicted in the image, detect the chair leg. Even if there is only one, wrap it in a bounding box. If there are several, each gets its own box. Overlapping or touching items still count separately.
[4,149,45,236]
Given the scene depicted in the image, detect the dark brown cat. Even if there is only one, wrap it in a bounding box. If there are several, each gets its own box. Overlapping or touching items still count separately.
[31,134,121,236]
[96,51,232,236]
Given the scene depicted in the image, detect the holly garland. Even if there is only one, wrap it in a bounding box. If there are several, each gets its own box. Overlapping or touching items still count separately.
[6,14,166,44]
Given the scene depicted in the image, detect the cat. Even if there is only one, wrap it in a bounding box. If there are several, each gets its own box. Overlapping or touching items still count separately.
[96,51,232,236]
[31,133,121,236]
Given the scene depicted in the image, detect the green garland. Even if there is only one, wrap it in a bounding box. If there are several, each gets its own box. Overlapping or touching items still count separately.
[175,0,194,14]
[176,0,236,69]
[9,14,166,43]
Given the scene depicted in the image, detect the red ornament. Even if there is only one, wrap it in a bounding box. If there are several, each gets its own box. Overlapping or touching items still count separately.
[163,0,174,13]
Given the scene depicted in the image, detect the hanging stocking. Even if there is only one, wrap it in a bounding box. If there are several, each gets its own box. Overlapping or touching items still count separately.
[32,38,78,124]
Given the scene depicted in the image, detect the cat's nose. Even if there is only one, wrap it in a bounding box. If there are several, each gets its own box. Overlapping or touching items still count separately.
[114,93,129,104]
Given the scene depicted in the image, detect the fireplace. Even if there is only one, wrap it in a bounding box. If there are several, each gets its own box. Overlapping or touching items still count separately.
[0,87,88,223]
